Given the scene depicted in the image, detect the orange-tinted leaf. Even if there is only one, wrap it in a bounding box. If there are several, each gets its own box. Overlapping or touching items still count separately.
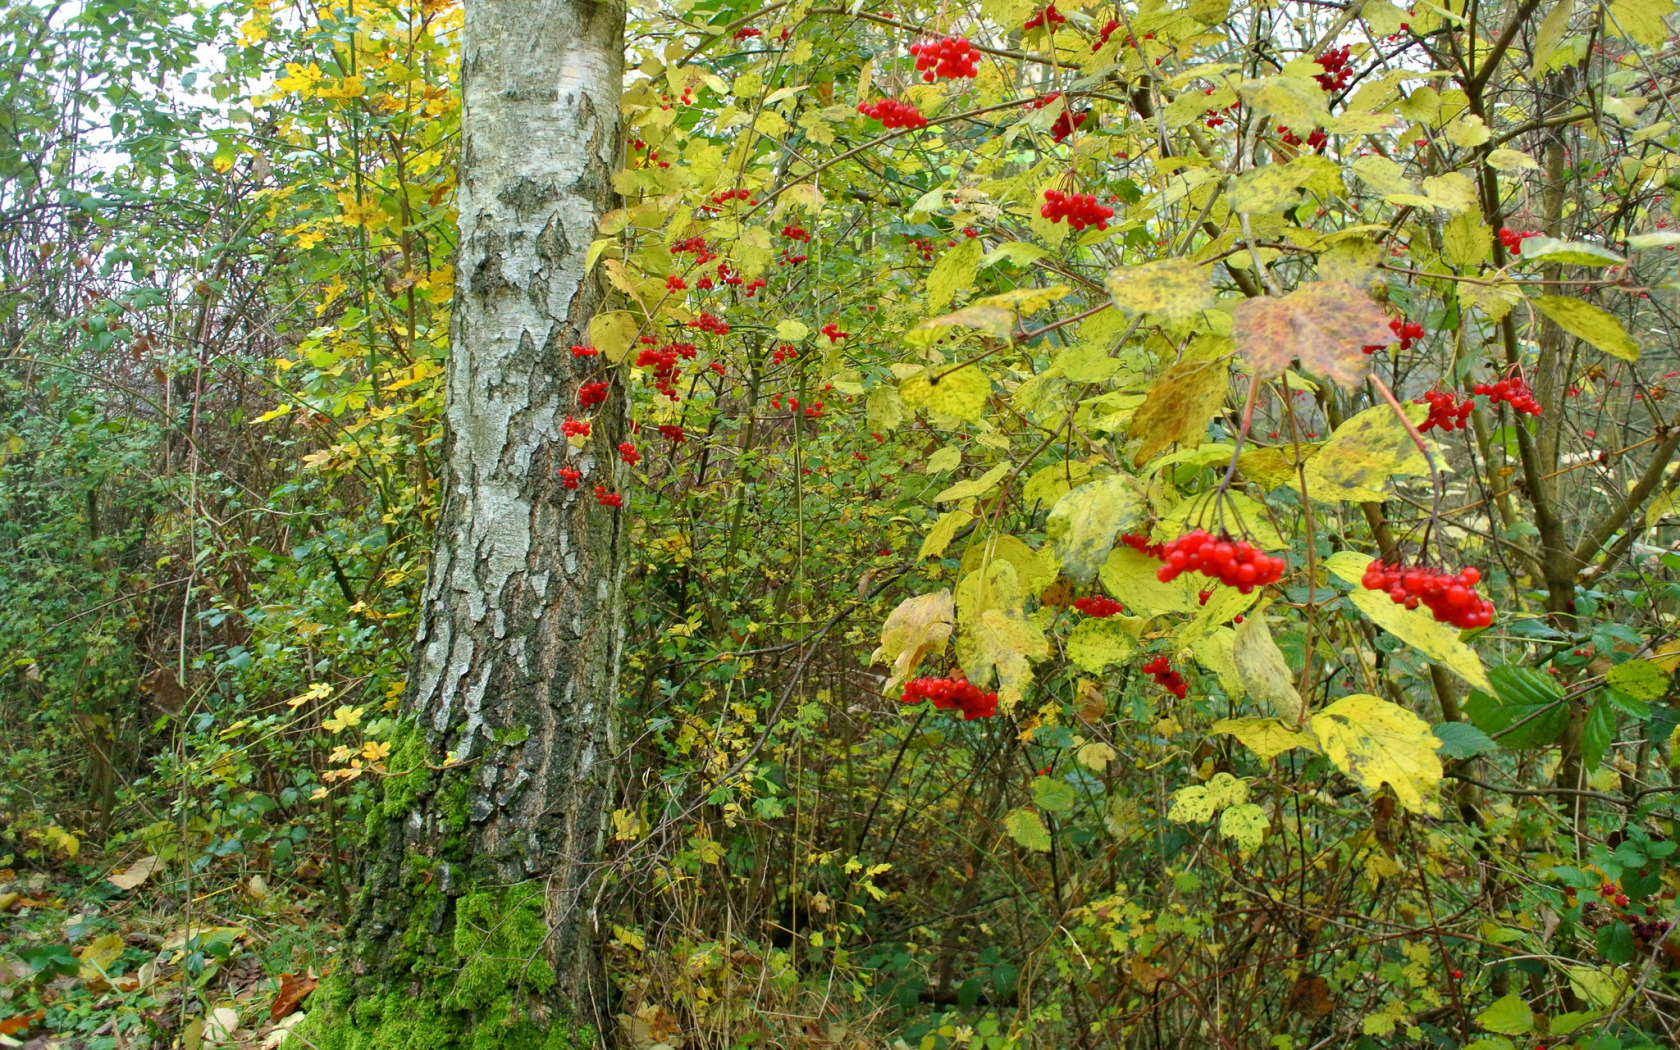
[271,971,319,1023]
[1231,281,1392,389]
[0,1011,45,1037]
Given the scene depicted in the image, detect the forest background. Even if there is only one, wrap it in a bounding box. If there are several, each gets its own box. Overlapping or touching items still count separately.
[5,1,1680,1049]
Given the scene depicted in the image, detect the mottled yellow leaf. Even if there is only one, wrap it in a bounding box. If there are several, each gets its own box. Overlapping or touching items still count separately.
[1311,693,1445,814]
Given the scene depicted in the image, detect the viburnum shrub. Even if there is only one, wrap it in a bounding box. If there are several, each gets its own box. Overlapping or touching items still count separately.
[1141,656,1188,699]
[1417,390,1474,432]
[1475,373,1542,415]
[1360,560,1493,628]
[1072,596,1123,617]
[1151,530,1286,593]
[900,676,999,720]
[1022,5,1066,31]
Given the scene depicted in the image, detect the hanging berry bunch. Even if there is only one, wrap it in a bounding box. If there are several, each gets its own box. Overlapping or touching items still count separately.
[1072,596,1124,618]
[1417,390,1474,432]
[858,98,927,129]
[901,676,999,720]
[1365,316,1423,354]
[1049,109,1088,142]
[1474,374,1541,415]
[1041,189,1114,230]
[1360,561,1493,629]
[909,35,980,81]
[1142,656,1188,699]
[1023,5,1067,30]
[1092,19,1120,50]
[1152,530,1287,594]
[1120,532,1167,559]
[1498,227,1540,255]
[1313,45,1353,91]
[1276,126,1328,150]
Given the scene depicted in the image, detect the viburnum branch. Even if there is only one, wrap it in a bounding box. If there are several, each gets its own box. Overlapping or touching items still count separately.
[1371,373,1445,555]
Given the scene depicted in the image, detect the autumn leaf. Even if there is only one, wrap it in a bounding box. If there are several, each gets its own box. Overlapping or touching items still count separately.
[1310,694,1445,815]
[1231,281,1393,389]
[872,590,955,691]
[1044,473,1145,583]
[899,365,992,422]
[1233,610,1307,726]
[1003,808,1052,852]
[1210,717,1318,760]
[271,971,319,1023]
[1105,259,1212,321]
[1128,358,1230,465]
[957,607,1049,709]
[1066,617,1137,672]
[1347,589,1493,691]
[107,854,160,891]
[1534,296,1640,361]
[1302,402,1433,503]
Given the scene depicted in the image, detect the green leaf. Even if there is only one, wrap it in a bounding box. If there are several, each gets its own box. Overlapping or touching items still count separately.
[1030,775,1077,813]
[1233,610,1307,725]
[1219,802,1269,851]
[1463,665,1568,748]
[1475,993,1535,1036]
[1003,807,1052,852]
[1596,919,1634,964]
[1106,259,1212,321]
[926,236,983,313]
[899,365,993,422]
[1303,402,1433,504]
[1432,720,1496,759]
[1521,238,1628,267]
[1535,296,1640,361]
[1311,694,1446,815]
[1532,0,1573,73]
[1348,589,1493,692]
[1606,658,1671,701]
[1045,474,1145,583]
[1066,617,1137,672]
[933,463,1010,503]
[1582,698,1615,771]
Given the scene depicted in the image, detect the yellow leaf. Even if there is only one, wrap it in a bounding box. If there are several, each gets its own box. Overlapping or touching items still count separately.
[899,365,992,423]
[1076,741,1117,771]
[590,310,642,364]
[1100,546,1202,616]
[1535,296,1640,362]
[107,855,160,891]
[1235,442,1318,489]
[957,560,1023,622]
[919,510,970,561]
[961,534,1055,596]
[1045,474,1146,582]
[1105,259,1212,321]
[78,933,126,979]
[1310,693,1445,814]
[927,237,983,313]
[1210,717,1318,760]
[957,607,1049,709]
[934,463,1010,503]
[1129,358,1229,465]
[1233,610,1307,725]
[1067,618,1137,673]
[322,705,365,734]
[1348,589,1493,691]
[1303,402,1433,503]
[872,591,955,690]
[1169,771,1248,823]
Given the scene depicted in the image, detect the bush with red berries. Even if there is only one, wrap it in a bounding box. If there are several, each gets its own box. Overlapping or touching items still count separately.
[1360,560,1493,628]
[1142,656,1188,699]
[1072,596,1123,618]
[909,35,980,81]
[901,676,999,720]
[858,98,928,129]
[1152,530,1286,594]
[1474,374,1541,416]
[1041,189,1113,231]
[1417,390,1474,432]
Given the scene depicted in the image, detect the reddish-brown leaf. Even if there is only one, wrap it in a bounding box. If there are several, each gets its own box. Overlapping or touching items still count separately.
[271,971,318,1022]
[0,1011,45,1037]
[1231,281,1393,389]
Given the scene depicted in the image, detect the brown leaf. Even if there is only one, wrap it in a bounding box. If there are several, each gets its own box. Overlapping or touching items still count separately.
[0,1011,44,1037]
[271,971,318,1023]
[1285,974,1335,1017]
[1231,281,1392,389]
[1128,358,1230,465]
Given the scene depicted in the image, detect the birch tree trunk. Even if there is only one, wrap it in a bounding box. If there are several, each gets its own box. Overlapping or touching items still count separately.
[305,2,627,1046]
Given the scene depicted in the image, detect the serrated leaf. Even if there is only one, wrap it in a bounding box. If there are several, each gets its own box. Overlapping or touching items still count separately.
[1486,148,1540,171]
[1232,281,1390,389]
[1235,443,1318,489]
[1303,402,1434,503]
[1238,75,1327,130]
[1521,238,1628,268]
[1311,694,1446,815]
[872,591,955,690]
[1534,296,1640,361]
[589,310,641,364]
[927,237,984,313]
[1067,617,1137,672]
[1230,162,1316,214]
[1106,259,1213,321]
[957,560,1022,622]
[1234,611,1307,725]
[1100,546,1203,616]
[1608,0,1675,47]
[1475,994,1535,1035]
[957,607,1049,708]
[1045,474,1145,583]
[1129,358,1229,466]
[867,383,905,430]
[900,365,993,422]
[1606,658,1671,701]
[1211,717,1318,759]
[1443,208,1492,268]
[1031,775,1077,812]
[934,463,1011,503]
[1077,740,1117,771]
[1433,720,1497,759]
[1352,155,1414,196]
[1349,589,1493,691]
[919,511,970,561]
[1022,460,1093,508]
[1219,803,1270,851]
[1004,807,1053,852]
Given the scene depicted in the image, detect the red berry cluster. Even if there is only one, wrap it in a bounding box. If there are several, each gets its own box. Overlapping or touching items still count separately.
[594,485,623,508]
[732,27,761,41]
[821,322,848,341]
[1363,316,1423,355]
[1120,532,1167,559]
[708,187,756,207]
[634,341,697,400]
[657,423,687,443]
[1417,390,1474,433]
[562,416,590,438]
[1027,90,1061,110]
[1041,190,1114,230]
[1073,596,1124,618]
[578,381,610,408]
[781,224,810,242]
[1049,109,1088,142]
[1142,656,1188,699]
[1093,19,1120,50]
[1498,227,1540,254]
[687,311,730,335]
[1360,560,1493,628]
[770,343,798,365]
[672,235,717,265]
[909,36,980,81]
[1313,45,1352,91]
[1473,374,1541,416]
[901,676,999,720]
[1277,125,1328,151]
[1023,4,1066,30]
[858,98,927,129]
[1152,530,1286,594]
[618,442,640,465]
[558,466,581,489]
[569,343,598,358]
[1582,882,1672,943]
